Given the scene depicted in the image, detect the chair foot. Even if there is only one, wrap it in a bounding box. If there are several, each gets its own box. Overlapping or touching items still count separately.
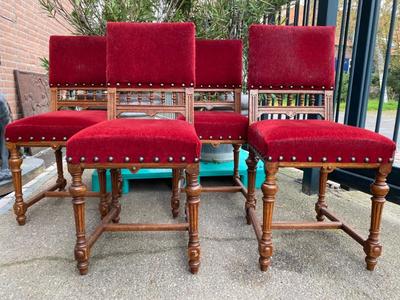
[259,258,270,272]
[76,252,89,275]
[258,241,273,272]
[16,214,26,226]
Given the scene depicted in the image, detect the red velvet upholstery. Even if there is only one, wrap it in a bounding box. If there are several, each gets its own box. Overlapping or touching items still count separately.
[248,25,335,90]
[106,22,195,88]
[49,36,106,87]
[179,111,248,140]
[5,111,107,142]
[248,120,396,163]
[196,39,242,88]
[66,119,201,164]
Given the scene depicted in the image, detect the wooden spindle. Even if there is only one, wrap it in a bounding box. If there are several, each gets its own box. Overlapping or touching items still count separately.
[267,94,272,106]
[288,94,293,106]
[310,94,316,106]
[172,92,177,105]
[300,94,305,106]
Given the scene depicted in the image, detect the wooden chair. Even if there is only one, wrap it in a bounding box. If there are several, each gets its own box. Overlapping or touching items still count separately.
[65,22,201,275]
[245,25,396,272]
[173,39,247,217]
[5,36,110,225]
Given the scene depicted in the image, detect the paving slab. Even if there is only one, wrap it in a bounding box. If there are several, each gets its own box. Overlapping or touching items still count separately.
[0,168,399,299]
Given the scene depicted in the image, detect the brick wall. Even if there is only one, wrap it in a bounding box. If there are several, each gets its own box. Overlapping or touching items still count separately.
[0,0,70,120]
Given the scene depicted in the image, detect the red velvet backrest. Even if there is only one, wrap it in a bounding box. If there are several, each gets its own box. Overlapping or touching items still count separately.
[196,39,242,88]
[106,22,196,88]
[248,25,335,90]
[49,36,106,87]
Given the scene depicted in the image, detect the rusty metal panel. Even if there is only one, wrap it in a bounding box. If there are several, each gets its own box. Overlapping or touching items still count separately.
[14,70,49,117]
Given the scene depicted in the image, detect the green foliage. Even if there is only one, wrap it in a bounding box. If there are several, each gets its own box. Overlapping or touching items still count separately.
[387,57,400,99]
[39,0,191,35]
[39,0,286,81]
[39,56,49,72]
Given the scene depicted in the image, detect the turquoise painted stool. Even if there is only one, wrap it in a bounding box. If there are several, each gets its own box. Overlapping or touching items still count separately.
[91,149,265,194]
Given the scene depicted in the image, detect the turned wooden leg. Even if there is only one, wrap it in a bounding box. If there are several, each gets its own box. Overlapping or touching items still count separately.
[171,168,180,218]
[259,163,278,272]
[54,147,67,191]
[8,144,27,225]
[364,163,391,271]
[233,144,241,181]
[117,169,122,198]
[111,169,121,223]
[185,165,201,274]
[245,149,258,225]
[97,169,108,219]
[315,167,332,222]
[68,164,89,275]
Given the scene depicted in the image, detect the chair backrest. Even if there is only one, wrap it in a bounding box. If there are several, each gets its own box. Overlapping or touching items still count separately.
[106,22,196,122]
[247,25,335,124]
[195,39,242,113]
[49,35,107,111]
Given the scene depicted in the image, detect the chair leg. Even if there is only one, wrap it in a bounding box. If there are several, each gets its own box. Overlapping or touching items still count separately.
[186,165,201,274]
[117,169,122,198]
[68,164,89,275]
[245,149,258,225]
[259,163,278,272]
[111,169,121,223]
[233,144,241,181]
[97,169,109,219]
[171,168,180,218]
[8,144,27,225]
[54,147,67,191]
[364,163,391,271]
[315,167,330,221]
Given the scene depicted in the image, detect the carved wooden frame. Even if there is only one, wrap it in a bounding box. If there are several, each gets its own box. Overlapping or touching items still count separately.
[171,87,247,211]
[245,88,393,272]
[6,86,110,226]
[67,86,201,275]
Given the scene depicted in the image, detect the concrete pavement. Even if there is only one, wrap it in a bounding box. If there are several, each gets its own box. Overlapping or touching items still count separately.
[0,169,399,299]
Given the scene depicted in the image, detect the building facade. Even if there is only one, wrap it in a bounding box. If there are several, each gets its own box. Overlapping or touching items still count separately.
[0,0,70,120]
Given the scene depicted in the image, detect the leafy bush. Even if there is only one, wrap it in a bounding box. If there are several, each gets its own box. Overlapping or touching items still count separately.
[39,0,286,78]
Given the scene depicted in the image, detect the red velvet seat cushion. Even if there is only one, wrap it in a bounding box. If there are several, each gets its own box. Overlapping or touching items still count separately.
[248,120,396,163]
[248,25,335,90]
[196,39,242,88]
[49,36,106,87]
[5,111,107,142]
[106,22,195,88]
[192,111,248,140]
[66,119,201,164]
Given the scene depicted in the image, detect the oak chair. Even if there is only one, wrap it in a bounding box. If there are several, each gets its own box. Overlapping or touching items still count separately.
[66,22,201,275]
[5,36,110,225]
[173,39,247,217]
[245,25,396,272]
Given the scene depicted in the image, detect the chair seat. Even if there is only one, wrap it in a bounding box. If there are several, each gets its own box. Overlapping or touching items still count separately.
[66,119,201,164]
[248,120,396,163]
[179,111,248,140]
[5,110,107,142]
